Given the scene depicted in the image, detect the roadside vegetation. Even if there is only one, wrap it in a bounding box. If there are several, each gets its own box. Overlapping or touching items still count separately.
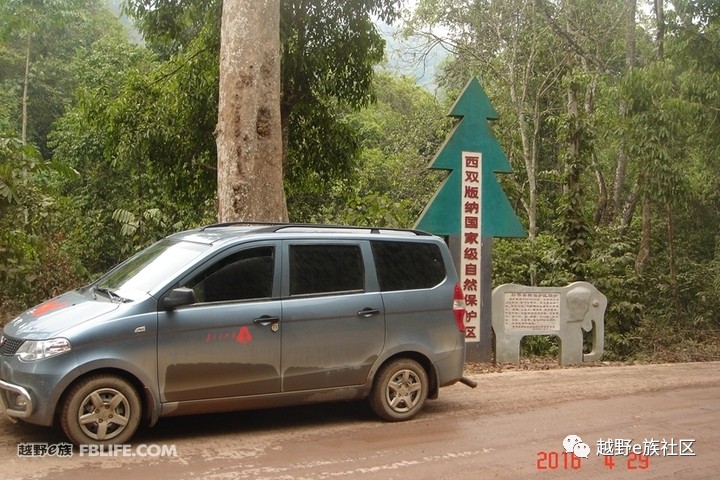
[1,0,718,362]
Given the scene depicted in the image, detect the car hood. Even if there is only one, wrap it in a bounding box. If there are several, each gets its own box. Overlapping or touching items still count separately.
[3,290,120,339]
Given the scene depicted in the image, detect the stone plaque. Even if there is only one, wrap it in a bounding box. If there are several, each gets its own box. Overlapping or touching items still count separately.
[503,292,561,331]
[492,282,607,365]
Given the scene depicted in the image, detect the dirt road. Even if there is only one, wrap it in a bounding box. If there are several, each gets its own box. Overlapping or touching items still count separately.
[2,362,718,479]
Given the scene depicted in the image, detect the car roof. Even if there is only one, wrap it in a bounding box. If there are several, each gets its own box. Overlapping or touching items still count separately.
[167,222,436,247]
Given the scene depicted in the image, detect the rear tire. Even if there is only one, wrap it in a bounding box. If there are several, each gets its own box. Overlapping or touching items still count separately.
[60,374,142,445]
[370,358,428,421]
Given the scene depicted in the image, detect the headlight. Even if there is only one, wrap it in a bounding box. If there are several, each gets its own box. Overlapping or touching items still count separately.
[16,338,72,361]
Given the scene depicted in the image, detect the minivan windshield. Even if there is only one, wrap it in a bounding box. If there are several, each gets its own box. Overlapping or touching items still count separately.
[95,239,210,300]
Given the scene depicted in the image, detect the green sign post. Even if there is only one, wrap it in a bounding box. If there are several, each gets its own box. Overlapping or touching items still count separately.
[415,77,526,362]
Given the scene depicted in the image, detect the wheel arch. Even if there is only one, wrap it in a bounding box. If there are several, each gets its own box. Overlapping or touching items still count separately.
[55,367,158,428]
[372,351,439,400]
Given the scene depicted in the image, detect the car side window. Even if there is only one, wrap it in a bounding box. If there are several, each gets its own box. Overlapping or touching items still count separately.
[183,246,274,303]
[289,244,364,296]
[371,240,446,291]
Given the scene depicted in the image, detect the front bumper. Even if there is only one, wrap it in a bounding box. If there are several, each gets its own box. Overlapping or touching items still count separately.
[0,379,33,420]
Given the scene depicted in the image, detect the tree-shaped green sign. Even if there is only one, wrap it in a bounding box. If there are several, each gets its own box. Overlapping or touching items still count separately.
[415,77,526,237]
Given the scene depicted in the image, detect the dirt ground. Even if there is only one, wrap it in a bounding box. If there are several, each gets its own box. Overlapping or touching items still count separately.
[1,361,718,479]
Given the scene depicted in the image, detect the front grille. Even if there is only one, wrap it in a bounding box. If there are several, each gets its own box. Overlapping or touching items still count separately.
[0,336,24,356]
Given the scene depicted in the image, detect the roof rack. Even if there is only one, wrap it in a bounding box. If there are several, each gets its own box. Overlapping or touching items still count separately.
[200,221,432,236]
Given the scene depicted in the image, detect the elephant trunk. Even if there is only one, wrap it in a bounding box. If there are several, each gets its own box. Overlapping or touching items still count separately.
[583,318,604,362]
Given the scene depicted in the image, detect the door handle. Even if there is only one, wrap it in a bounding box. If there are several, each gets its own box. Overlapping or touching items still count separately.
[357,308,380,318]
[253,315,280,326]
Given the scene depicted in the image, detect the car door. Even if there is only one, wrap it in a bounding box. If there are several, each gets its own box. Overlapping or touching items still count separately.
[157,242,282,402]
[280,240,385,392]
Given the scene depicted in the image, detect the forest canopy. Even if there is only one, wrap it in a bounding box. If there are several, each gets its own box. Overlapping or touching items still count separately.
[0,0,718,362]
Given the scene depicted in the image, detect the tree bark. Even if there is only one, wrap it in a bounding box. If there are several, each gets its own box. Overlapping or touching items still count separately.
[654,0,664,61]
[625,0,637,68]
[611,0,637,223]
[592,151,608,225]
[635,193,651,274]
[667,202,682,314]
[507,9,540,240]
[22,43,30,146]
[636,0,665,272]
[216,0,288,223]
[620,183,639,232]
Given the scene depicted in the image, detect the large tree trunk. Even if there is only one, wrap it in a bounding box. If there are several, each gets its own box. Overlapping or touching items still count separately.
[216,0,288,223]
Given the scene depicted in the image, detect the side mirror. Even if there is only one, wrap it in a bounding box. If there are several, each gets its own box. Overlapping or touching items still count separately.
[161,287,196,310]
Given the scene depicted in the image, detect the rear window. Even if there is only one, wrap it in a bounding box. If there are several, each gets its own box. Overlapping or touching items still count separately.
[372,241,446,291]
[289,244,364,296]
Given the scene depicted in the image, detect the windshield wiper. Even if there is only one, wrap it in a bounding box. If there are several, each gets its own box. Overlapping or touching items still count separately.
[94,286,130,303]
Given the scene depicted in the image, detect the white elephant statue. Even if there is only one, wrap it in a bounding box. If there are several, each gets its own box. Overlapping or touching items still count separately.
[491,281,606,365]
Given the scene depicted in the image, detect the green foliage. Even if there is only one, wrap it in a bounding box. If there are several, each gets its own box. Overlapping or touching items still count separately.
[49,29,218,273]
[122,0,219,58]
[493,235,573,287]
[621,62,695,205]
[0,136,82,320]
[521,336,559,358]
[300,73,448,227]
[412,0,720,361]
[0,136,78,208]
[551,68,596,277]
[0,0,124,154]
[0,1,130,320]
[46,0,406,275]
[279,0,399,111]
[2,0,719,363]
[123,0,403,201]
[316,191,416,228]
[281,0,405,204]
[285,99,362,215]
[112,207,183,257]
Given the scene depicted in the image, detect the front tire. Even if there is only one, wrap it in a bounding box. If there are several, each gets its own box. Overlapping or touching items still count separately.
[370,358,428,421]
[60,374,142,445]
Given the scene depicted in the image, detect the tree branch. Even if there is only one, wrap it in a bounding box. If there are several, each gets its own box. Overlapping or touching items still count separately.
[534,0,618,75]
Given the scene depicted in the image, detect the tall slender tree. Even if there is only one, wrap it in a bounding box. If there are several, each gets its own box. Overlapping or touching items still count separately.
[216,0,288,222]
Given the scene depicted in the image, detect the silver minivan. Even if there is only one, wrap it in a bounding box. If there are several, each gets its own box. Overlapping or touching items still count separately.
[0,223,467,445]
